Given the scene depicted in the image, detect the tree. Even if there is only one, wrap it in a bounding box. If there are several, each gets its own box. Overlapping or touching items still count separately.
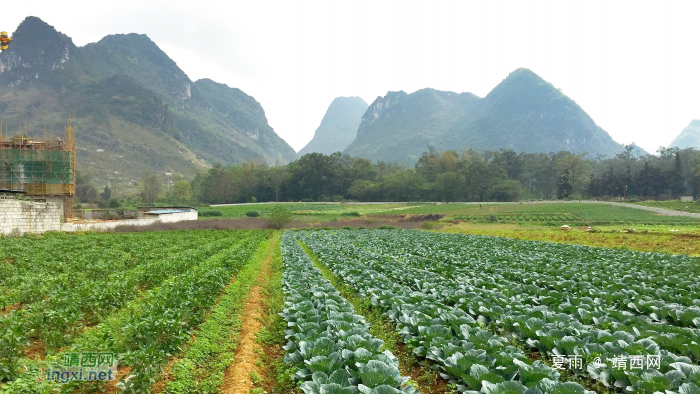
[173,180,191,203]
[557,169,572,199]
[140,173,162,204]
[100,185,112,202]
[490,179,522,202]
[266,205,292,229]
[264,165,288,202]
[76,171,98,204]
[435,172,463,201]
[555,152,591,196]
[669,152,684,197]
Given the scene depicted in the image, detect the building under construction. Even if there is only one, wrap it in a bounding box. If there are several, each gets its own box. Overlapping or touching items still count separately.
[0,123,76,220]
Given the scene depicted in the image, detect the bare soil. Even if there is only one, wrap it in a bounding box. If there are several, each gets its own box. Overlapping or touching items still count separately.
[219,240,274,394]
[23,339,46,361]
[1,302,20,315]
[100,366,132,394]
[113,217,430,232]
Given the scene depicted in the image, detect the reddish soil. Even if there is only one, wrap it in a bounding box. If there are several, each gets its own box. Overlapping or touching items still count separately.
[23,340,46,361]
[112,217,430,232]
[1,302,20,315]
[219,241,274,394]
[395,341,450,394]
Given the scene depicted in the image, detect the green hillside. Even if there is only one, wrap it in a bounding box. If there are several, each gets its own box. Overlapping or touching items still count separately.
[297,96,368,156]
[0,16,296,191]
[344,68,627,164]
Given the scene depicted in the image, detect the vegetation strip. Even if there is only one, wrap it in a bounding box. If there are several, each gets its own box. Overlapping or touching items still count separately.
[158,233,277,393]
[301,230,700,394]
[299,240,453,394]
[279,233,417,394]
[0,231,267,393]
[251,236,296,394]
[219,234,277,394]
[299,230,599,393]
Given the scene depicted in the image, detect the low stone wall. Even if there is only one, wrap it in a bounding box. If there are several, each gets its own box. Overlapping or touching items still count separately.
[148,210,199,223]
[1,202,198,235]
[61,218,162,232]
[0,198,62,235]
[62,211,198,232]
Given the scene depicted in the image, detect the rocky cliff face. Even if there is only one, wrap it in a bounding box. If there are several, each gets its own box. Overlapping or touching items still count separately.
[344,69,625,164]
[298,96,368,156]
[0,16,296,187]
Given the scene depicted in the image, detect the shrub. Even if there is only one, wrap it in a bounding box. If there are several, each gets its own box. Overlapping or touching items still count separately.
[266,205,292,229]
[377,225,396,230]
[488,214,498,222]
[342,211,361,217]
[246,211,260,217]
[200,210,222,217]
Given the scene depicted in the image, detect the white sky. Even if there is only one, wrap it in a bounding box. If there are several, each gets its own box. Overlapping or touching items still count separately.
[5,1,700,154]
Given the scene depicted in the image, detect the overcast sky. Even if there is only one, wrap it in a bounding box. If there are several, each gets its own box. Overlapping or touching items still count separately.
[5,1,700,154]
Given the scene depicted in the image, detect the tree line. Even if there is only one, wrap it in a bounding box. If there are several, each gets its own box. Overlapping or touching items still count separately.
[75,146,700,206]
[187,146,700,204]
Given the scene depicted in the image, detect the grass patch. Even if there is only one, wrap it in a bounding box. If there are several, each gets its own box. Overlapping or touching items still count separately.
[157,234,274,393]
[255,234,298,394]
[442,222,700,256]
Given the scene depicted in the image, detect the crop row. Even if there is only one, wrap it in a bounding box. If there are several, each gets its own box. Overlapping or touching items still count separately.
[0,230,267,393]
[304,232,700,392]
[345,230,700,359]
[297,231,597,394]
[368,230,700,315]
[280,233,416,394]
[0,230,237,311]
[163,235,276,393]
[0,230,255,384]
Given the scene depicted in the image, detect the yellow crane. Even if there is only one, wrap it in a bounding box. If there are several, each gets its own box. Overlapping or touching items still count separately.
[0,31,11,51]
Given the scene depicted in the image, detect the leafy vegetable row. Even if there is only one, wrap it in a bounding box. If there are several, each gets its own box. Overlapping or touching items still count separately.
[297,231,595,394]
[347,230,700,361]
[0,230,253,383]
[362,230,700,325]
[280,233,416,394]
[0,231,267,393]
[163,235,276,393]
[307,230,699,393]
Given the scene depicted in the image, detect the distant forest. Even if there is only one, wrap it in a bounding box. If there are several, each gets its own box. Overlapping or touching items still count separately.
[75,146,700,205]
[181,146,700,204]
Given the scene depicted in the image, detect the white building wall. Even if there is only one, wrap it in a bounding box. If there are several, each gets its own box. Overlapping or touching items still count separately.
[0,199,62,235]
[1,204,198,236]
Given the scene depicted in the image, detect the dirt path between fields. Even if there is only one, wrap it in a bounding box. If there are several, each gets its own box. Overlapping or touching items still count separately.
[219,240,274,394]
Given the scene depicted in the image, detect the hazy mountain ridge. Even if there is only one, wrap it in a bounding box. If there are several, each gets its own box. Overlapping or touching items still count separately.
[669,120,700,149]
[344,68,628,163]
[0,16,296,189]
[298,97,368,156]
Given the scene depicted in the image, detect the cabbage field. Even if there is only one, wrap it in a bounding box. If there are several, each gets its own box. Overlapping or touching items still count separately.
[1,228,699,394]
[289,229,700,394]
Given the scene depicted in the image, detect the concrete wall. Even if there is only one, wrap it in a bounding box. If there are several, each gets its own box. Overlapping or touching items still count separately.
[62,210,198,232]
[148,210,198,223]
[61,218,162,232]
[0,198,62,235]
[1,203,198,235]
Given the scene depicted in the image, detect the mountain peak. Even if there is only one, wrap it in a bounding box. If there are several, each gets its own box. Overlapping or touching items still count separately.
[298,97,368,156]
[669,120,700,149]
[0,16,76,75]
